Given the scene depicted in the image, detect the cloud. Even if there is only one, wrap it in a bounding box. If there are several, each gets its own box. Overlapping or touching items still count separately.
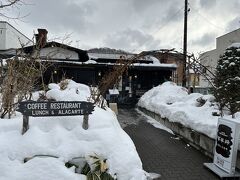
[191,33,217,47]
[21,0,94,34]
[199,0,217,9]
[103,29,161,52]
[130,0,183,31]
[161,5,183,24]
[131,0,161,12]
[4,0,240,54]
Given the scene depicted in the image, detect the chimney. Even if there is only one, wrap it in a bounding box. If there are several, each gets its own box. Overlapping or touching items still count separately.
[35,29,48,48]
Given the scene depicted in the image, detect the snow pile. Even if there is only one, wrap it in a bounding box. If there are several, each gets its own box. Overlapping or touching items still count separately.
[138,82,224,138]
[0,80,147,180]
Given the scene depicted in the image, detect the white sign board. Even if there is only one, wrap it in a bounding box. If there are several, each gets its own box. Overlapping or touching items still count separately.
[213,118,240,174]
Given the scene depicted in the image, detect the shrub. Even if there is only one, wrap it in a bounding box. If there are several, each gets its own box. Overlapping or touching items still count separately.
[213,45,240,117]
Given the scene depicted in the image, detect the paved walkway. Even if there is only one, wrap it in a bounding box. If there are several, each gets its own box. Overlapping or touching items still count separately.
[117,108,220,180]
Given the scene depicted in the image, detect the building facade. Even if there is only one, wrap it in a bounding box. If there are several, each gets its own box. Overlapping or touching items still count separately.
[0,21,31,50]
[199,28,240,89]
[22,30,177,105]
[152,50,184,86]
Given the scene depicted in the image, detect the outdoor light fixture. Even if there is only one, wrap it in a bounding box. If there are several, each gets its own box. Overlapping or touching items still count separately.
[54,70,57,74]
[98,71,101,76]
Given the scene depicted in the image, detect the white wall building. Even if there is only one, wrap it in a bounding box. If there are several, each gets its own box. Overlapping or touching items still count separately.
[199,28,240,88]
[0,21,31,50]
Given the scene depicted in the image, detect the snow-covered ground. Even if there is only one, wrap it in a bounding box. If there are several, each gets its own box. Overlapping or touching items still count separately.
[138,82,240,139]
[0,80,148,180]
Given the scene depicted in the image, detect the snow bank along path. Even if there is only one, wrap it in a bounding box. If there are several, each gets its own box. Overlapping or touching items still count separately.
[138,82,240,139]
[0,80,147,180]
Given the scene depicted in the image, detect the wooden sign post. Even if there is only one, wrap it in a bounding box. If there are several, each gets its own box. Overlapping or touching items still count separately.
[16,101,94,134]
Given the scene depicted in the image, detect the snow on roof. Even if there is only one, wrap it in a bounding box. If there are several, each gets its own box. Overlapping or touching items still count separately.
[39,59,177,69]
[84,60,97,64]
[228,42,240,48]
[88,52,134,60]
[145,55,161,65]
[87,53,176,68]
[132,63,177,68]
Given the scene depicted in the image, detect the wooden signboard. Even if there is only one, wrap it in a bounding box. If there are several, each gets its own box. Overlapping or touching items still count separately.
[16,101,94,134]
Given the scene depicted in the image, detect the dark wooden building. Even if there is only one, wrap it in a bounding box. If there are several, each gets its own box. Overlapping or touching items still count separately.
[22,30,176,104]
[23,43,177,104]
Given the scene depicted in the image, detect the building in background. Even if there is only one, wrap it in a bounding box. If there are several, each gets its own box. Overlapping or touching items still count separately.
[23,30,177,105]
[151,50,184,86]
[199,28,240,93]
[188,68,200,89]
[87,48,177,104]
[0,21,31,50]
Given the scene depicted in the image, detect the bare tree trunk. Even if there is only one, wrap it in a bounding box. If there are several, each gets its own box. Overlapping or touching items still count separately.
[192,63,197,92]
[0,58,4,81]
[1,62,17,119]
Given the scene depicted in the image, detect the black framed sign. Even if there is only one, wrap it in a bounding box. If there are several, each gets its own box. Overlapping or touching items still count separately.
[16,101,95,134]
[17,101,94,117]
[213,118,240,174]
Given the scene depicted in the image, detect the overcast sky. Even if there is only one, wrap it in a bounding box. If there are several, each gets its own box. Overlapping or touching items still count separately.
[1,0,240,54]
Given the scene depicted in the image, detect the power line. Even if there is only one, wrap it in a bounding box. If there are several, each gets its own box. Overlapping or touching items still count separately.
[153,6,184,35]
[189,4,225,31]
[132,5,185,53]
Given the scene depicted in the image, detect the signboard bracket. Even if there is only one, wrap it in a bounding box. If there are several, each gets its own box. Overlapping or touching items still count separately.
[82,114,89,130]
[22,115,29,135]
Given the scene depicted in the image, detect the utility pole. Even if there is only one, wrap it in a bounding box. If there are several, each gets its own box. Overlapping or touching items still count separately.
[182,0,188,87]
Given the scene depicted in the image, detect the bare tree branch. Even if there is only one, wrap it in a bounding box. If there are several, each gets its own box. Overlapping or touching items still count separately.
[0,0,31,21]
[0,0,21,9]
[189,54,216,88]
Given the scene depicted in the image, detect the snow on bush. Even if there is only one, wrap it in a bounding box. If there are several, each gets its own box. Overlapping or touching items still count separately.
[213,43,240,117]
[0,80,147,180]
[138,82,221,138]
